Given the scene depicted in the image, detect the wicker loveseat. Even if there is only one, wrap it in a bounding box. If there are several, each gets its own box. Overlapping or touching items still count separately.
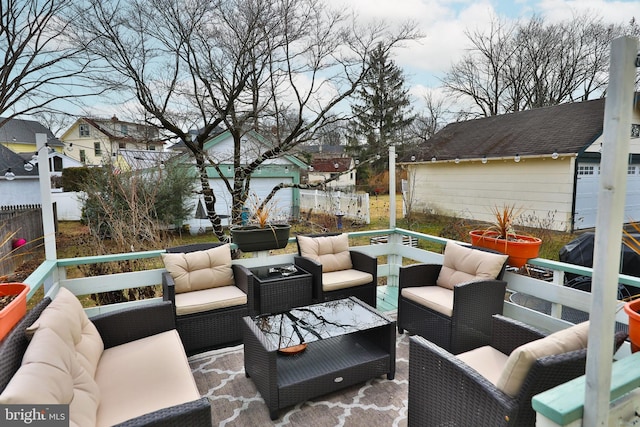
[0,287,211,427]
[162,243,253,355]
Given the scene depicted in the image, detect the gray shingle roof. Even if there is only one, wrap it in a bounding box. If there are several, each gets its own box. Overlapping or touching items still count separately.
[0,117,63,147]
[0,144,39,178]
[410,98,606,162]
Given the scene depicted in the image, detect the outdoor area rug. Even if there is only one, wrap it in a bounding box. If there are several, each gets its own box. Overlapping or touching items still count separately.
[188,313,409,427]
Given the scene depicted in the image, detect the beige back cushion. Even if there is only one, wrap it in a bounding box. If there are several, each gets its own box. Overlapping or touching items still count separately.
[436,241,508,290]
[0,327,100,427]
[496,321,589,397]
[26,287,104,378]
[161,244,235,293]
[298,234,353,273]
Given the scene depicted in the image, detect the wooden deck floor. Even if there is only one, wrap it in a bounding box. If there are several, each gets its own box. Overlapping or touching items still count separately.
[376,285,398,313]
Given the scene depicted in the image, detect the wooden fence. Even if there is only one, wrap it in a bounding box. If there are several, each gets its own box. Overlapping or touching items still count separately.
[0,205,45,277]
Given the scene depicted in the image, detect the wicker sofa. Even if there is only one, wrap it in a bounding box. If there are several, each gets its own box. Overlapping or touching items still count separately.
[0,288,211,427]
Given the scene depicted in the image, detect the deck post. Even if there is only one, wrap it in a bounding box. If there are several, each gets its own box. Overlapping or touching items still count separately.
[583,36,638,427]
[388,145,399,287]
[37,133,56,261]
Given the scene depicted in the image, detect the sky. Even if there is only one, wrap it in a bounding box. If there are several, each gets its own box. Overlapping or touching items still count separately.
[70,0,639,121]
[334,0,640,109]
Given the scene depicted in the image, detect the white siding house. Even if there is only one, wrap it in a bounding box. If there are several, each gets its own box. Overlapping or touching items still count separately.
[182,130,307,233]
[400,95,640,232]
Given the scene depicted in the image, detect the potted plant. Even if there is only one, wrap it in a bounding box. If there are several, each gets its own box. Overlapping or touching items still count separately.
[0,282,30,341]
[469,204,542,268]
[230,194,291,252]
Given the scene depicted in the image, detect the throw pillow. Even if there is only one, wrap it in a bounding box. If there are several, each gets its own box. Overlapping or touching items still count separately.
[496,321,589,396]
[298,234,353,273]
[161,244,235,293]
[436,241,508,290]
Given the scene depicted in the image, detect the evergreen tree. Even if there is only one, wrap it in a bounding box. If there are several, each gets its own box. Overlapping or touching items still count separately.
[348,44,414,178]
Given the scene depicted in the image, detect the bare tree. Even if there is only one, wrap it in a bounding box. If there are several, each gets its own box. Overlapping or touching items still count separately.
[0,0,96,127]
[443,12,636,117]
[70,0,418,242]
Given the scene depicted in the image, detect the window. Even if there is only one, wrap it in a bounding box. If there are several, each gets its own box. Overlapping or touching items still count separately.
[119,141,126,149]
[79,150,86,163]
[629,166,638,175]
[120,124,128,135]
[148,144,156,151]
[94,142,101,156]
[330,172,339,180]
[79,124,90,137]
[51,157,63,172]
[577,165,595,176]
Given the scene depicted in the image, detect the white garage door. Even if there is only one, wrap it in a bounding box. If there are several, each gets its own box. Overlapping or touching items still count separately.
[574,164,640,229]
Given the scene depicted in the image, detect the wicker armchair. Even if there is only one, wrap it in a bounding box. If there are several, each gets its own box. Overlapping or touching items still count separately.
[162,243,253,355]
[408,315,626,427]
[293,233,377,307]
[398,241,508,354]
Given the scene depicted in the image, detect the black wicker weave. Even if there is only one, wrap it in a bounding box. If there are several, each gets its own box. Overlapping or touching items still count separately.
[294,233,378,307]
[243,297,395,420]
[397,245,508,354]
[408,315,626,427]
[249,264,313,315]
[163,243,253,355]
[0,297,51,393]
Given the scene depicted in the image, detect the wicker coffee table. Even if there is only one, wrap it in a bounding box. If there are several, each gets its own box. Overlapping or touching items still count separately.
[242,297,396,420]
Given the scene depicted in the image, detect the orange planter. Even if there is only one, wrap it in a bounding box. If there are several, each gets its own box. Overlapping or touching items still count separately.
[624,299,640,353]
[469,230,542,268]
[0,283,30,341]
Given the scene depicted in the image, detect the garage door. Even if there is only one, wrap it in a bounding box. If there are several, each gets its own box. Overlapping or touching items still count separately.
[186,177,294,231]
[574,164,640,229]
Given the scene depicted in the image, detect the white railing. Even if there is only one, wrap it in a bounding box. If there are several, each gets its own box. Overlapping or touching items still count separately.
[299,189,370,224]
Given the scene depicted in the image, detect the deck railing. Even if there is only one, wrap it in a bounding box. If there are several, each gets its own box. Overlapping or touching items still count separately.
[24,227,639,336]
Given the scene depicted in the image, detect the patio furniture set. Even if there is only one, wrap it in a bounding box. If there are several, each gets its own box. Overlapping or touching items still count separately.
[0,234,621,426]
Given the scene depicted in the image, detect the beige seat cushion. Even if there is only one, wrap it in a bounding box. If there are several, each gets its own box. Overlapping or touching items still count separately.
[174,285,247,316]
[496,321,589,397]
[401,286,454,317]
[436,241,508,290]
[162,244,235,293]
[298,234,353,273]
[25,287,104,378]
[0,327,100,427]
[95,330,200,427]
[457,345,510,386]
[322,269,374,292]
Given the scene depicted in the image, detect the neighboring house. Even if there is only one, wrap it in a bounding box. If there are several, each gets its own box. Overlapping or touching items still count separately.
[0,117,64,154]
[117,149,178,172]
[0,144,40,205]
[60,116,164,166]
[181,130,307,233]
[308,157,356,191]
[17,151,84,191]
[400,95,640,232]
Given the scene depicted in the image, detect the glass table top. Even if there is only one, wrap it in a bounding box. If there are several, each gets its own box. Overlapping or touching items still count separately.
[251,298,389,349]
[250,264,304,281]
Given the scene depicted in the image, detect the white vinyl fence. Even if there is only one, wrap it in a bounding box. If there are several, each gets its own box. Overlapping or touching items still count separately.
[52,191,84,221]
[299,190,370,224]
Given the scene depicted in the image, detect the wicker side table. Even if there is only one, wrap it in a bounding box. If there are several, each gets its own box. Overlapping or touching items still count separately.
[249,264,313,315]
